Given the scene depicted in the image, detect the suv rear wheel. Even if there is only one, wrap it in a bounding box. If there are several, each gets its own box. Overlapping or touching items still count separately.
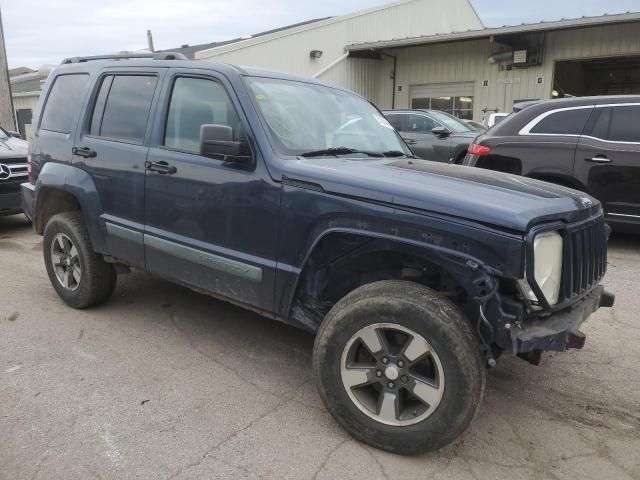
[43,212,117,308]
[313,280,485,454]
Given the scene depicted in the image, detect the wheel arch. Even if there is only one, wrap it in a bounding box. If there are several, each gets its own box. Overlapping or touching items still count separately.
[286,228,496,332]
[34,162,107,252]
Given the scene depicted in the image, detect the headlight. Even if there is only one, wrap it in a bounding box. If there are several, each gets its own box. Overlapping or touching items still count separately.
[517,231,563,308]
[533,231,563,305]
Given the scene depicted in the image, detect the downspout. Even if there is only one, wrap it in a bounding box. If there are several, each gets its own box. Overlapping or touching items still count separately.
[379,52,397,109]
[312,52,350,79]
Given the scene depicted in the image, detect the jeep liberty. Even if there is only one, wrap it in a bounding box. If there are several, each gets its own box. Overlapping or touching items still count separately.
[21,53,614,454]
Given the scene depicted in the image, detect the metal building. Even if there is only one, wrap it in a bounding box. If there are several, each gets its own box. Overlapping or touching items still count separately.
[0,10,15,130]
[197,3,640,122]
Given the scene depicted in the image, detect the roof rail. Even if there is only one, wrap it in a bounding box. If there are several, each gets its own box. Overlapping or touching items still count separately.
[61,52,188,64]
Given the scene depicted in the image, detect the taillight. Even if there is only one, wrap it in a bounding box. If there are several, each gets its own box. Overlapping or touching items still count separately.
[467,143,491,156]
[27,140,33,183]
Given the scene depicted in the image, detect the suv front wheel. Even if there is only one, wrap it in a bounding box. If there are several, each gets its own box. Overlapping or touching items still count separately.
[43,212,117,309]
[313,280,485,454]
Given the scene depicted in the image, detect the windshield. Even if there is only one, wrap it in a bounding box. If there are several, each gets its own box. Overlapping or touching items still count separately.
[0,127,9,140]
[245,77,411,157]
[426,111,473,133]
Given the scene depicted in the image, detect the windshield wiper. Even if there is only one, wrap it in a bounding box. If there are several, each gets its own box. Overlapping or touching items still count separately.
[381,150,416,158]
[300,147,384,158]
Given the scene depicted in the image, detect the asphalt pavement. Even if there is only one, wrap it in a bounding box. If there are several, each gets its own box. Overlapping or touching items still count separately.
[1,213,639,479]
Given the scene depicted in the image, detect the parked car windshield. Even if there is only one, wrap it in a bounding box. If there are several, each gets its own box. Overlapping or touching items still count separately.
[245,77,411,157]
[0,127,9,140]
[426,111,473,133]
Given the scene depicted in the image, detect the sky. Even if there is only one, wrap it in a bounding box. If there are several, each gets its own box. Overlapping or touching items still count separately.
[2,0,640,69]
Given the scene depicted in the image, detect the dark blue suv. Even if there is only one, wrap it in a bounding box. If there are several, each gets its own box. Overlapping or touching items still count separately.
[21,53,614,455]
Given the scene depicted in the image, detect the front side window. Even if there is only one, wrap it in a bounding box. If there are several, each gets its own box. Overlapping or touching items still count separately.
[40,74,90,133]
[89,75,158,144]
[530,108,592,135]
[245,77,411,157]
[407,114,438,133]
[165,77,241,153]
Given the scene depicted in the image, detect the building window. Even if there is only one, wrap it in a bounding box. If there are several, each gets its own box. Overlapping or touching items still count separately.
[410,96,474,120]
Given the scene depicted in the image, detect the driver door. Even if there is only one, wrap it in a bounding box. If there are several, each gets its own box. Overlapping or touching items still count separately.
[403,113,451,162]
[143,69,281,311]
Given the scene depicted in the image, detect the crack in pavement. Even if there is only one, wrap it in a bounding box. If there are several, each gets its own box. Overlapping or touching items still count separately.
[311,439,351,480]
[169,312,285,397]
[165,379,314,480]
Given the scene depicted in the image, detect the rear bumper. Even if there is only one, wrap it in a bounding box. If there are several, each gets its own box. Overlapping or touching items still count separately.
[0,191,22,216]
[20,182,35,222]
[511,285,614,354]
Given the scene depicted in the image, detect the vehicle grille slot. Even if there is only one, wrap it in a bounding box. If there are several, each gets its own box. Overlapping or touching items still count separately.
[564,218,607,303]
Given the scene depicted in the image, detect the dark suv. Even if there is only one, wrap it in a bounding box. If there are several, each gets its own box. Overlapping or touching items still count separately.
[21,54,614,455]
[0,126,28,217]
[462,96,640,233]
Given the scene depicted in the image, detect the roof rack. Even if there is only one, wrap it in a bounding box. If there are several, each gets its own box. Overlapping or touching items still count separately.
[61,52,188,64]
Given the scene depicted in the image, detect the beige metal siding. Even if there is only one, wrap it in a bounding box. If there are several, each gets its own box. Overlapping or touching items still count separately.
[392,22,640,121]
[196,0,483,85]
[0,11,15,130]
[318,57,394,108]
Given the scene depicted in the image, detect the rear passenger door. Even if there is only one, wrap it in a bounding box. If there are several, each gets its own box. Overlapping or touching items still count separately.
[575,104,640,224]
[143,69,280,312]
[73,70,165,268]
[517,106,593,178]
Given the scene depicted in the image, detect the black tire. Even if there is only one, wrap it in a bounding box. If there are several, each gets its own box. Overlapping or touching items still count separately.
[43,211,117,309]
[313,280,485,455]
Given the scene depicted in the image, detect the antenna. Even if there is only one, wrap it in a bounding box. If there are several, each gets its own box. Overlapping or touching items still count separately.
[147,30,155,53]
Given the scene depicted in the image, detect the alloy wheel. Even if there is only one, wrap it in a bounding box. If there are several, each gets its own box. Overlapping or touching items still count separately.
[50,233,82,291]
[340,323,445,426]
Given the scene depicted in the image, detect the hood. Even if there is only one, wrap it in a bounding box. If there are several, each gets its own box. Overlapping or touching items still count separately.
[0,135,28,157]
[283,157,600,232]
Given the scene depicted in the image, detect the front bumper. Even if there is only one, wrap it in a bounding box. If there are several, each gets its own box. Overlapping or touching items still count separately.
[0,191,22,216]
[510,285,614,354]
[20,182,35,222]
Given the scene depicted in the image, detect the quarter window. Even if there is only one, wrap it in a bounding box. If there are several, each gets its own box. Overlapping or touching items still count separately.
[89,75,157,144]
[165,77,241,153]
[40,74,90,134]
[529,108,592,135]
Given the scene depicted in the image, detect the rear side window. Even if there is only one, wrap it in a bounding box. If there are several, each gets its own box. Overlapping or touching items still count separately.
[529,108,592,135]
[385,114,405,132]
[164,77,241,153]
[89,75,158,144]
[608,106,640,142]
[40,74,90,133]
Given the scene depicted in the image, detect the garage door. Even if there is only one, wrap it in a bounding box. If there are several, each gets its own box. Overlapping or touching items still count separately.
[409,82,475,119]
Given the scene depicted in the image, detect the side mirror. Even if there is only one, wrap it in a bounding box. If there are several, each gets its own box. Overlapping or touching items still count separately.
[432,126,450,137]
[200,124,251,163]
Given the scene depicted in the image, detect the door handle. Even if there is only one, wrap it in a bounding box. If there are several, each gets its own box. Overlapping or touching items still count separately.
[586,155,611,163]
[403,138,417,145]
[145,160,177,175]
[72,146,97,158]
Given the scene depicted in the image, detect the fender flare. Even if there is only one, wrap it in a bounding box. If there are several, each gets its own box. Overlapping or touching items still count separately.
[283,227,500,324]
[34,162,108,252]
